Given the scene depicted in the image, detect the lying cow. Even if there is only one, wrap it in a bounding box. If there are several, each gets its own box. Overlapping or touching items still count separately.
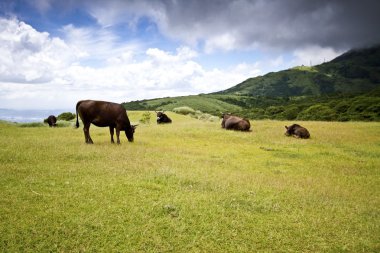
[46,115,57,127]
[76,100,137,144]
[285,124,310,139]
[221,114,251,131]
[156,111,172,124]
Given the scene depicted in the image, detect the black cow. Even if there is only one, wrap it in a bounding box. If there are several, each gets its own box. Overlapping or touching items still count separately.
[47,115,57,127]
[156,111,172,124]
[285,124,310,139]
[75,100,137,144]
[221,114,251,131]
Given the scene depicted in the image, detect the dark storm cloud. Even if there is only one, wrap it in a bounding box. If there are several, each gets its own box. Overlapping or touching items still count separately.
[4,0,380,50]
[153,0,380,50]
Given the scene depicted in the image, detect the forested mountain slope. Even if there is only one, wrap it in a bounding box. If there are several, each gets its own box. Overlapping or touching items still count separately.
[217,45,380,97]
[123,45,380,121]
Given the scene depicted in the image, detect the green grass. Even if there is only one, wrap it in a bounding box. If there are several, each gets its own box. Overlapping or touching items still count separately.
[1,112,379,252]
[124,95,242,113]
[292,66,318,72]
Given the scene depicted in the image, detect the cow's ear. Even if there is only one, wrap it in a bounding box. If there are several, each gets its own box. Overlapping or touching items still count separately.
[285,126,288,129]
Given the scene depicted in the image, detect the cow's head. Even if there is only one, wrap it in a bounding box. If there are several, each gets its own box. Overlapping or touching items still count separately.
[285,126,291,136]
[221,113,232,119]
[156,111,165,120]
[125,125,137,142]
[285,124,300,136]
[156,111,172,124]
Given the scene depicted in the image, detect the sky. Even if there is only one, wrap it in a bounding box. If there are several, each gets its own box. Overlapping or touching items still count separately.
[0,0,379,110]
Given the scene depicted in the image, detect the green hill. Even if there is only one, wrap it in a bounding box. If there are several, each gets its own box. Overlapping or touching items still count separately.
[123,45,380,121]
[121,95,241,113]
[218,45,380,96]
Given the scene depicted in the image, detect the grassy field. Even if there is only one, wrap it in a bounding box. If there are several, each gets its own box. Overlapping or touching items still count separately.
[0,112,379,252]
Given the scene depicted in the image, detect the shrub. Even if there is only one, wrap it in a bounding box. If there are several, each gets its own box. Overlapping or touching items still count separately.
[337,113,351,122]
[194,113,215,121]
[367,104,380,115]
[55,120,75,127]
[18,122,45,127]
[208,116,220,122]
[348,97,380,114]
[281,105,300,120]
[57,112,75,121]
[173,106,196,115]
[172,106,219,122]
[265,106,284,116]
[139,111,151,124]
[243,108,266,120]
[188,110,219,122]
[334,101,350,114]
[350,113,377,121]
[297,104,336,121]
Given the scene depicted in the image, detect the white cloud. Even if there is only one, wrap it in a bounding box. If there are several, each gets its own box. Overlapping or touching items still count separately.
[204,33,237,54]
[269,56,285,68]
[0,17,260,110]
[190,63,261,92]
[61,24,142,64]
[146,46,198,62]
[291,45,344,67]
[0,18,77,83]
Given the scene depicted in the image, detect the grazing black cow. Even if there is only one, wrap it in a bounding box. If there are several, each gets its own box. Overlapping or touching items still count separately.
[75,100,137,144]
[47,115,57,127]
[156,111,172,124]
[221,114,251,131]
[285,124,310,139]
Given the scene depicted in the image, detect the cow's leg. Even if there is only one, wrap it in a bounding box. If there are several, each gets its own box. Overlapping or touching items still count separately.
[109,127,115,143]
[116,126,121,144]
[82,125,88,143]
[83,124,89,143]
[83,123,93,144]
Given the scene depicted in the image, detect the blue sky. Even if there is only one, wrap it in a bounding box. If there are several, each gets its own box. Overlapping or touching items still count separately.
[0,0,379,109]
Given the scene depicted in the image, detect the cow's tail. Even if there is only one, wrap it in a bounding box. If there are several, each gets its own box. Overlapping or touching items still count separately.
[75,101,80,128]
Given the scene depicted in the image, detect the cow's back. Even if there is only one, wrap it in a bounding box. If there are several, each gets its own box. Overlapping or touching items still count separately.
[76,100,128,127]
[47,115,57,127]
[225,116,250,131]
[237,119,250,131]
[295,127,310,139]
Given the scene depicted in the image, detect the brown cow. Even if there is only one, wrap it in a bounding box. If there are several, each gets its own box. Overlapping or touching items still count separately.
[46,115,57,127]
[285,124,310,139]
[221,114,251,131]
[75,100,136,144]
[155,111,172,124]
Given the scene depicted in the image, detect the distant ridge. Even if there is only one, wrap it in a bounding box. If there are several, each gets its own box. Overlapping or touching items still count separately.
[123,45,380,121]
[216,44,380,97]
